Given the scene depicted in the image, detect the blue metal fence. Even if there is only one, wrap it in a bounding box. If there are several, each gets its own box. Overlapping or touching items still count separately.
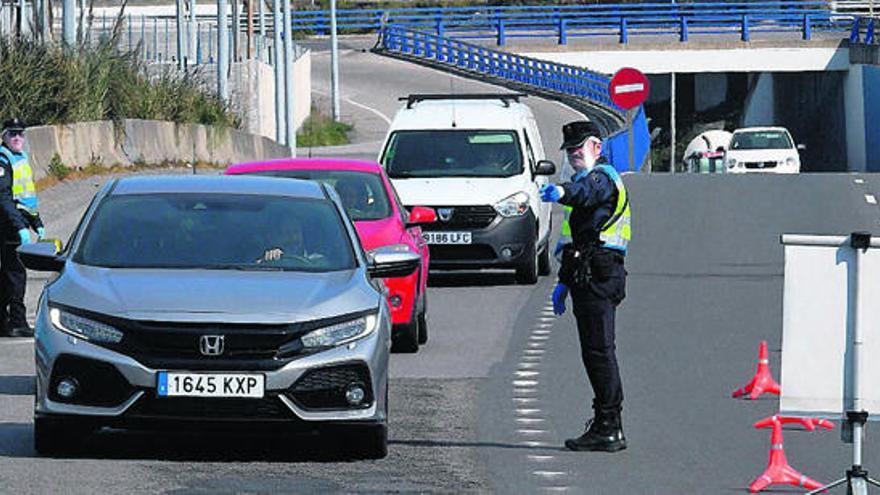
[850,16,878,44]
[379,25,616,110]
[297,1,851,44]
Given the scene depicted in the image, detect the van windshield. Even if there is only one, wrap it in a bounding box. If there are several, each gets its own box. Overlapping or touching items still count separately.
[382,130,523,178]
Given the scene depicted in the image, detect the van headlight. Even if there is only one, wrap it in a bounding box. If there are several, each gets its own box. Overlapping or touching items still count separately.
[727,158,737,169]
[301,313,379,348]
[785,157,796,168]
[49,307,123,344]
[494,192,530,217]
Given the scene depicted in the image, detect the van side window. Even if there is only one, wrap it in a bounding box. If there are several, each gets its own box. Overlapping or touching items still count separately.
[523,130,537,172]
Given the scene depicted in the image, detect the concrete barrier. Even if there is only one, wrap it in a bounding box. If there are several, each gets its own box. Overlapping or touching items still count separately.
[24,119,290,181]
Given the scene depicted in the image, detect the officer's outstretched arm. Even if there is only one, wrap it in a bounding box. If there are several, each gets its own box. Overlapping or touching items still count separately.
[0,160,26,232]
[558,171,614,209]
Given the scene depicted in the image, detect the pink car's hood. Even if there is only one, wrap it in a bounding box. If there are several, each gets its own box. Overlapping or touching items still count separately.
[354,217,404,251]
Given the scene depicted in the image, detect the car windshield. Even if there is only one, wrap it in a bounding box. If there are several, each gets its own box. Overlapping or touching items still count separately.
[75,193,356,272]
[382,130,523,178]
[729,131,793,150]
[248,170,391,221]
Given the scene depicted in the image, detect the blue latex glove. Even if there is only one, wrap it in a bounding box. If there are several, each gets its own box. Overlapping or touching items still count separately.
[539,184,564,203]
[18,228,31,245]
[552,282,569,316]
[36,227,45,239]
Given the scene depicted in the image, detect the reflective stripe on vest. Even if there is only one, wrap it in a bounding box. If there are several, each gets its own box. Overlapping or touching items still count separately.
[557,166,631,254]
[0,146,37,212]
[594,164,631,253]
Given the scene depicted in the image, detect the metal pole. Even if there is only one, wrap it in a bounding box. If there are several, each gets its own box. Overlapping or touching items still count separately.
[189,0,197,65]
[627,108,635,172]
[218,0,229,100]
[62,0,75,46]
[153,17,159,62]
[283,0,296,154]
[176,0,185,68]
[141,15,146,59]
[246,0,253,59]
[670,71,676,174]
[258,0,266,60]
[231,0,239,62]
[41,0,49,41]
[273,0,285,144]
[330,0,341,121]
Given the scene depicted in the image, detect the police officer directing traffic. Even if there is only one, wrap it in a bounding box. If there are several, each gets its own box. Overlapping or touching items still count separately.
[539,120,631,452]
[0,118,44,338]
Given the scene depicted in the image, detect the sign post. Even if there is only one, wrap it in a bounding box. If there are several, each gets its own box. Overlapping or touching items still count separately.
[609,67,650,172]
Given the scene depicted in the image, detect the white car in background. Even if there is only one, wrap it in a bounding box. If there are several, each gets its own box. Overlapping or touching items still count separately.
[725,127,803,174]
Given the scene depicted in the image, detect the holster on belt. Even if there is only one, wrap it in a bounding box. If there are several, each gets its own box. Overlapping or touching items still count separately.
[557,242,595,289]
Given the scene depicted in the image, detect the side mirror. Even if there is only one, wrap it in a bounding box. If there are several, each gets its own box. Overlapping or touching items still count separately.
[796,144,806,151]
[535,160,556,176]
[367,245,421,279]
[407,206,436,226]
[18,239,64,272]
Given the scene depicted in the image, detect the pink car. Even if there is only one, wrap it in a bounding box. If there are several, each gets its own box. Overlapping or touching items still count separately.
[225,159,436,352]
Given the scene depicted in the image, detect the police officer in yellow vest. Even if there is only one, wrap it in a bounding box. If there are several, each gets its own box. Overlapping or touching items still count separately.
[539,120,631,452]
[0,118,43,337]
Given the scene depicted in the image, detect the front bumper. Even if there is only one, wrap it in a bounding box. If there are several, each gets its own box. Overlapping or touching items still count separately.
[422,209,537,269]
[34,303,390,427]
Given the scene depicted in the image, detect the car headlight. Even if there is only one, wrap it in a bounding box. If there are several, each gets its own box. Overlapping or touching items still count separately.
[727,158,737,168]
[494,192,530,217]
[301,313,379,348]
[785,157,796,168]
[49,307,123,344]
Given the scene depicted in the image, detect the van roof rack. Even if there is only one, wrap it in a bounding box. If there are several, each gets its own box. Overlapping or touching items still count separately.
[399,93,528,109]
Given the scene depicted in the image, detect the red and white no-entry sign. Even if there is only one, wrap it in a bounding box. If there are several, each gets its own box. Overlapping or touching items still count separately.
[609,67,650,110]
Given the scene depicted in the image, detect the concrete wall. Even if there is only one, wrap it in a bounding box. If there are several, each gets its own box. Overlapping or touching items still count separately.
[863,66,880,173]
[845,65,867,172]
[743,73,776,127]
[217,51,312,140]
[520,46,850,75]
[24,119,291,181]
[694,73,728,112]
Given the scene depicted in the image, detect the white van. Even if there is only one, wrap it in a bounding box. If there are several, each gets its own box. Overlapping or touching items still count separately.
[379,94,555,284]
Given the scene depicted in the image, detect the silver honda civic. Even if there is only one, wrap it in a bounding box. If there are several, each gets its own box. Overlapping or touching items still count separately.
[19,175,420,459]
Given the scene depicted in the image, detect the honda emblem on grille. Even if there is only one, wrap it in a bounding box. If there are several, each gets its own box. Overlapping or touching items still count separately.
[437,208,454,222]
[199,335,225,356]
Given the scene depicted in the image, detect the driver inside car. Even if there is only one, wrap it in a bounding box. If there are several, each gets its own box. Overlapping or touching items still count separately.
[258,218,309,263]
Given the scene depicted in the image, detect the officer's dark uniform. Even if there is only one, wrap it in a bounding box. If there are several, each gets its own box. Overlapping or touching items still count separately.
[556,121,628,452]
[0,119,42,337]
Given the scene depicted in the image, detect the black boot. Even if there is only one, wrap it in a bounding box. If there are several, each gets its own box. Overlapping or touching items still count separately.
[565,412,626,452]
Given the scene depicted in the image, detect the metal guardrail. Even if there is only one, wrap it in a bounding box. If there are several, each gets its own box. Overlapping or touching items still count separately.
[850,15,878,43]
[295,1,850,44]
[375,25,624,131]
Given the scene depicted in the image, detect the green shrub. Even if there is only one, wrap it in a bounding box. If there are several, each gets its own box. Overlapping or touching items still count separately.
[0,35,238,129]
[297,111,353,147]
[47,153,70,180]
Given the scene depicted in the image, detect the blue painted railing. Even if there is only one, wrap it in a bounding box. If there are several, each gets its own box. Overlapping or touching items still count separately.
[297,1,850,44]
[850,16,878,44]
[378,25,619,116]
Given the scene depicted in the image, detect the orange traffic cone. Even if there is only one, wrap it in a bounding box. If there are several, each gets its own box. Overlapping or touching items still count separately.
[732,340,781,400]
[748,415,833,493]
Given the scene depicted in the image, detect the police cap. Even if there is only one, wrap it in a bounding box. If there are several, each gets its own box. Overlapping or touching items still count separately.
[560,120,602,150]
[2,118,25,133]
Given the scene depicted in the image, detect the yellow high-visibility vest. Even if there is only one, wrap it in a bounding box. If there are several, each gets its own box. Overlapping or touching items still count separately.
[558,165,631,253]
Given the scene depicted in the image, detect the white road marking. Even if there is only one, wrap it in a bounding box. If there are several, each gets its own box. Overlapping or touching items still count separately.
[528,454,555,461]
[516,417,545,423]
[518,429,549,435]
[520,441,553,447]
[516,408,542,415]
[532,329,551,335]
[529,335,549,341]
[855,178,865,184]
[524,349,546,355]
[533,471,567,478]
[518,362,541,369]
[513,380,539,387]
[528,342,545,348]
[515,371,540,377]
[522,357,543,363]
[540,487,571,493]
[513,398,539,405]
[312,89,392,124]
[512,388,538,395]
[539,317,556,323]
[866,194,877,205]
